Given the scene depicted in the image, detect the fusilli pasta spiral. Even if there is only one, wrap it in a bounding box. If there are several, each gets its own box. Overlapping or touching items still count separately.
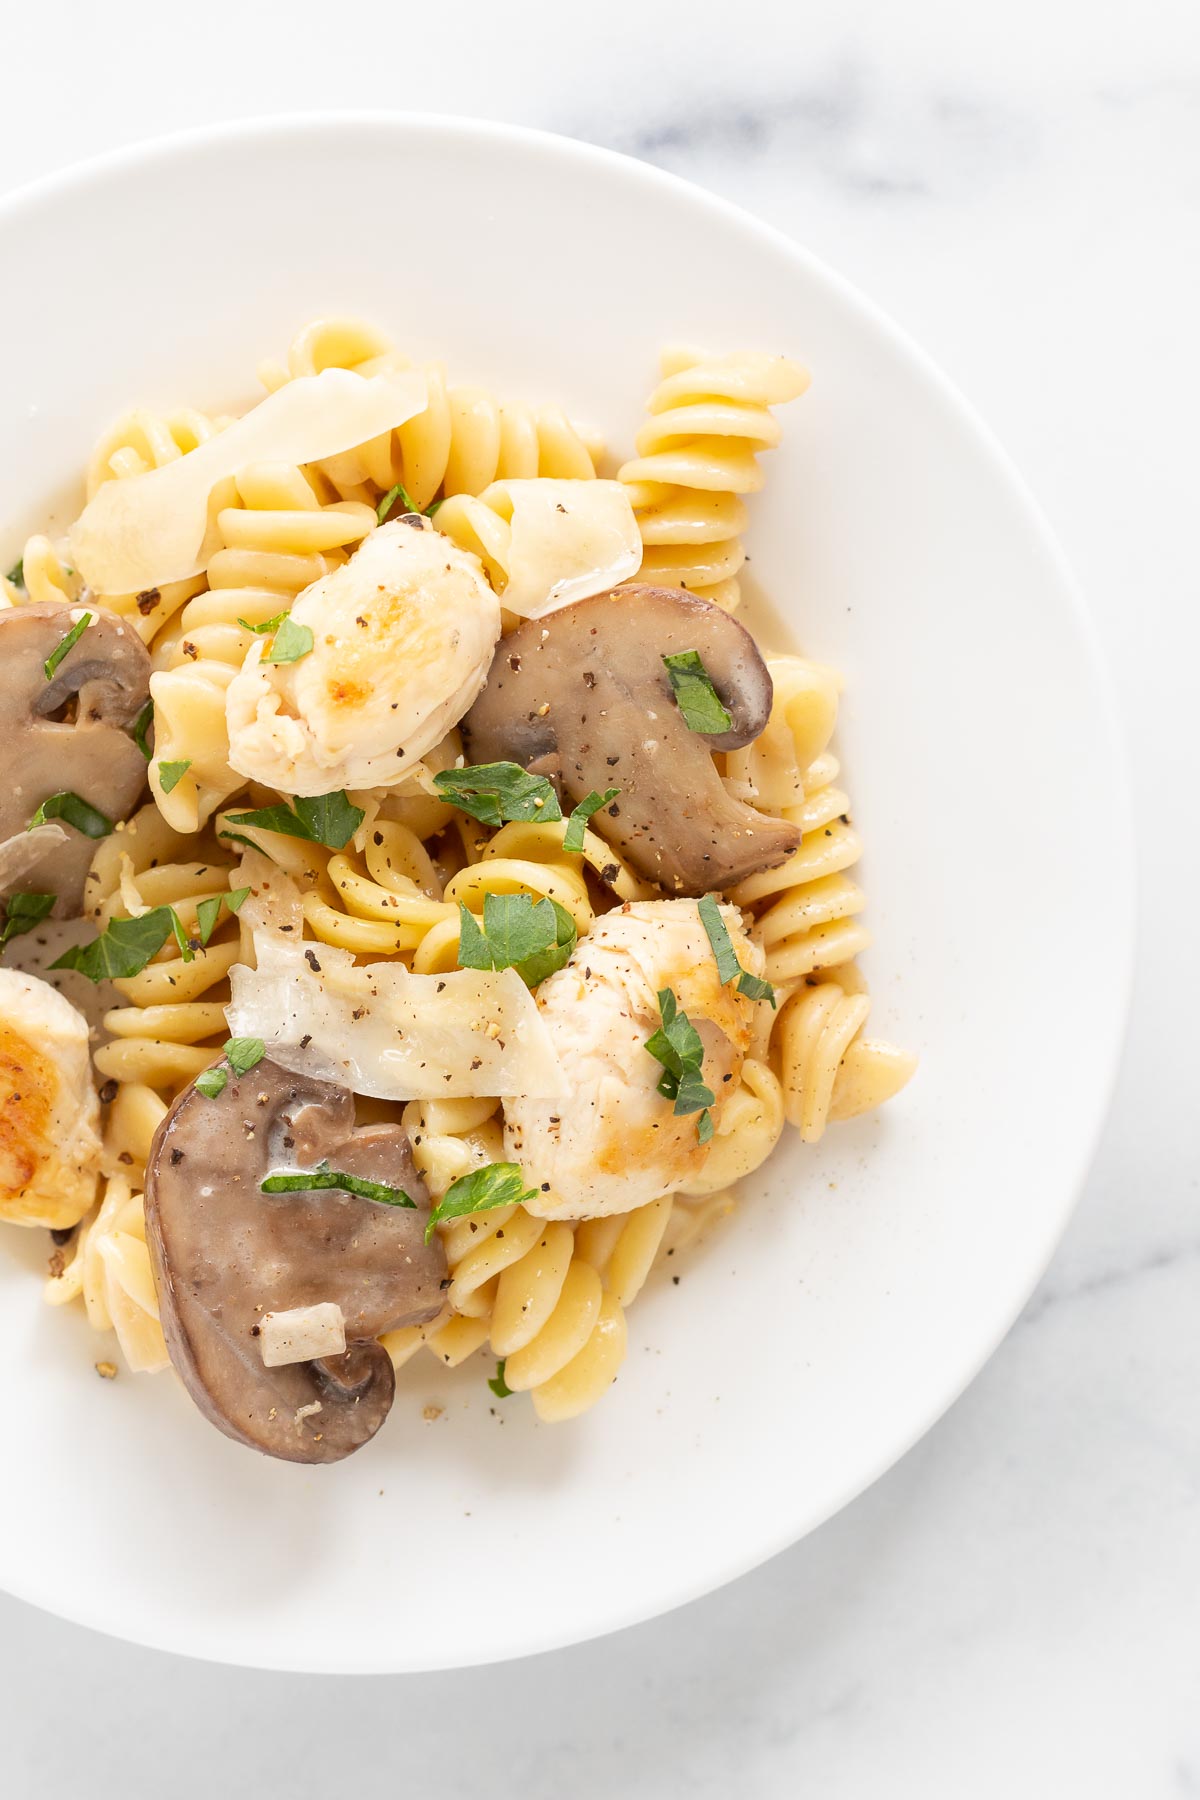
[261,316,602,509]
[382,1097,669,1421]
[617,347,809,610]
[725,656,917,1139]
[85,806,238,1096]
[776,977,916,1144]
[44,1170,169,1375]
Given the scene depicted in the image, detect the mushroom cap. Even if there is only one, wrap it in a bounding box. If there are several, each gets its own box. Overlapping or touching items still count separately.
[0,603,151,913]
[462,584,801,895]
[144,1056,447,1464]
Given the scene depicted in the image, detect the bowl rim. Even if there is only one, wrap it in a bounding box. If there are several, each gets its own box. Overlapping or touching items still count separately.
[0,110,1137,1670]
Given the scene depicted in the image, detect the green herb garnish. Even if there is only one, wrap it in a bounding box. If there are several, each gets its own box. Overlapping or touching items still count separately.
[51,905,194,981]
[43,611,92,681]
[662,649,733,735]
[377,482,425,524]
[261,1158,416,1207]
[167,910,194,962]
[194,1066,228,1099]
[28,792,113,840]
[563,787,619,854]
[238,611,288,634]
[644,986,715,1139]
[237,611,314,663]
[457,893,576,988]
[223,791,365,852]
[6,558,25,590]
[194,887,250,947]
[224,1036,265,1076]
[132,698,154,761]
[0,891,54,949]
[157,759,192,795]
[697,892,776,1007]
[262,616,314,665]
[424,1162,538,1244]
[433,762,563,829]
[488,1360,513,1398]
[195,896,221,947]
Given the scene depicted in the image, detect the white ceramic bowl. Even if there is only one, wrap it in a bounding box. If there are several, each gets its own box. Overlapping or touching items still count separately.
[0,115,1132,1672]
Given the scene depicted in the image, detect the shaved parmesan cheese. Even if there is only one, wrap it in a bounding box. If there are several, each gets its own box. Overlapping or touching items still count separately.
[70,368,428,595]
[463,478,641,618]
[234,847,304,940]
[226,933,568,1099]
[260,1302,346,1367]
[0,822,68,890]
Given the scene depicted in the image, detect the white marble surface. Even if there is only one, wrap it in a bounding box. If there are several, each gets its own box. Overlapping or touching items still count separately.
[1,1,1197,1791]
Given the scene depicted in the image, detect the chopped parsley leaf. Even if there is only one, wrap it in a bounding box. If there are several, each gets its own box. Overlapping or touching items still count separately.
[51,905,194,981]
[194,888,250,947]
[223,791,365,851]
[377,481,425,524]
[223,1037,265,1076]
[262,615,314,665]
[456,893,576,987]
[260,1159,416,1207]
[433,762,562,829]
[132,698,154,761]
[697,892,775,1007]
[238,611,289,634]
[0,891,54,949]
[644,986,715,1136]
[43,611,93,681]
[157,759,192,795]
[563,787,619,854]
[27,791,113,840]
[662,649,733,735]
[424,1162,538,1244]
[488,1360,513,1398]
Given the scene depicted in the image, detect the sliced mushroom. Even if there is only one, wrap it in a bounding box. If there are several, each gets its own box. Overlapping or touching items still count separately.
[0,603,151,913]
[462,583,802,894]
[144,1056,447,1464]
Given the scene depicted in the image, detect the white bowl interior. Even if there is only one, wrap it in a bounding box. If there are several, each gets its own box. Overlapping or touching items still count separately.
[0,117,1131,1671]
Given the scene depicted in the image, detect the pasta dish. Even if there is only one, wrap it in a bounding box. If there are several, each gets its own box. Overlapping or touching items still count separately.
[0,319,914,1462]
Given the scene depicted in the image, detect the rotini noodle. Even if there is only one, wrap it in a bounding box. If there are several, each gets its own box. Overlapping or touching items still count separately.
[382,1097,667,1421]
[617,347,809,610]
[260,317,602,509]
[84,805,238,1096]
[727,656,869,985]
[44,1171,169,1375]
[6,406,230,641]
[727,656,916,1140]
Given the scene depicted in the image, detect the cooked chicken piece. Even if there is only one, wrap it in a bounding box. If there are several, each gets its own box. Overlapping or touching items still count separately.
[225,517,500,795]
[505,899,763,1218]
[0,969,101,1229]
